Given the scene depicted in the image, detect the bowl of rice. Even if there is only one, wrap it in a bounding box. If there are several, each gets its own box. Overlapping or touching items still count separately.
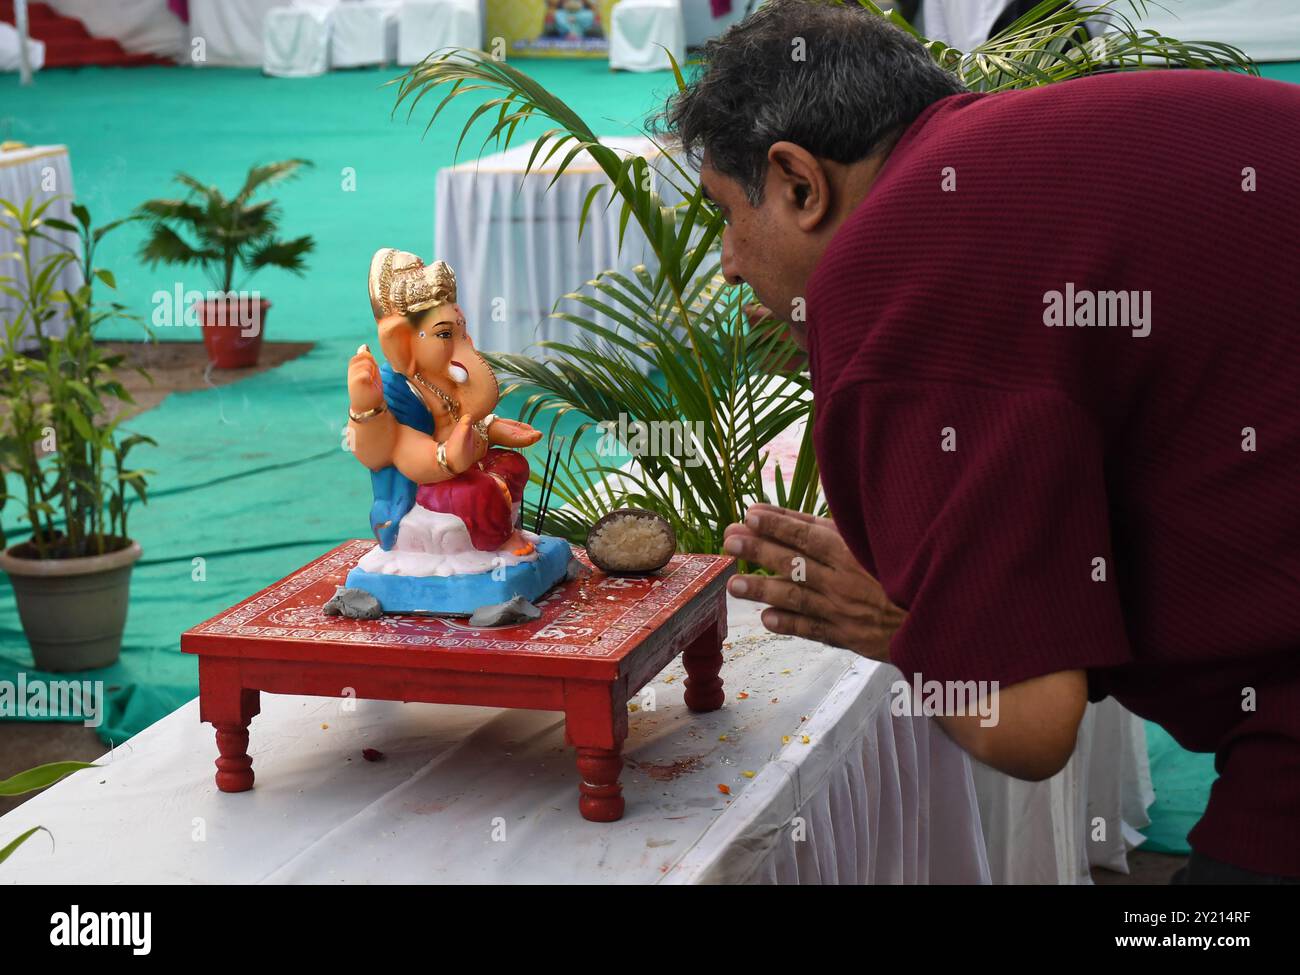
[585,508,676,575]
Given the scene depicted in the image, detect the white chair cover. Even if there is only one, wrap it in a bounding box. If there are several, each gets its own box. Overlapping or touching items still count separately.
[263,2,335,77]
[330,0,400,68]
[609,0,685,73]
[397,0,482,66]
[191,0,287,68]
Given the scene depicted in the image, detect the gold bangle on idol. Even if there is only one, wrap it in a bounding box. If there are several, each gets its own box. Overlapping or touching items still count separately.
[436,440,453,475]
[349,402,387,423]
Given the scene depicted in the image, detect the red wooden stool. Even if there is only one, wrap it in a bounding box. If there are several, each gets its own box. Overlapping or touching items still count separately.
[181,541,735,822]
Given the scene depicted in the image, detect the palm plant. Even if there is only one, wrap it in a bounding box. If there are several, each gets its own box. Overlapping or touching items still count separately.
[135,159,315,294]
[391,0,1253,552]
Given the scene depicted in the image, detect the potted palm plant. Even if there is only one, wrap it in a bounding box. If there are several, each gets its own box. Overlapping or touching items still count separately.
[0,196,155,672]
[390,0,1254,551]
[135,159,315,369]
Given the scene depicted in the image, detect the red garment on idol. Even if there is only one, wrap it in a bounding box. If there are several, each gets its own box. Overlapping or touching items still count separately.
[415,449,530,551]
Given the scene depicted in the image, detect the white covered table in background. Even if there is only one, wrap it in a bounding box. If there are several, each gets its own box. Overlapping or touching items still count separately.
[0,145,82,348]
[434,134,686,357]
[0,597,990,884]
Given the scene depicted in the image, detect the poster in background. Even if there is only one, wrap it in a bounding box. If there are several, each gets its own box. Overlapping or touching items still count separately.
[487,0,621,59]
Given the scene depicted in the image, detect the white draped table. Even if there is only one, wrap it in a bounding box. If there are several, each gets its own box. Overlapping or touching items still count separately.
[0,144,82,347]
[0,596,990,884]
[973,697,1154,884]
[434,135,686,358]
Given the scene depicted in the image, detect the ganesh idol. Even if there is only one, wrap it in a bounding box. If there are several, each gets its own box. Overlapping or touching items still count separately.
[342,248,571,615]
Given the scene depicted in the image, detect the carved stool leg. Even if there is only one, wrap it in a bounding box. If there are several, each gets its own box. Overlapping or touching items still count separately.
[214,722,255,792]
[563,680,629,822]
[198,658,260,793]
[576,747,625,823]
[683,595,726,713]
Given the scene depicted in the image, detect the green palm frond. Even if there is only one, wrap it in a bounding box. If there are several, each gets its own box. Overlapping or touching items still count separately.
[235,158,312,204]
[484,262,819,552]
[135,198,208,227]
[135,160,316,293]
[247,234,315,274]
[137,223,220,269]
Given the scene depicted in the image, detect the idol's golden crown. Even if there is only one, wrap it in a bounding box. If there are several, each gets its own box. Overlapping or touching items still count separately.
[367,248,458,319]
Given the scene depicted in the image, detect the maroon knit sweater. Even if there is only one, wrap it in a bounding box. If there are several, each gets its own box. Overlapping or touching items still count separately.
[807,70,1300,876]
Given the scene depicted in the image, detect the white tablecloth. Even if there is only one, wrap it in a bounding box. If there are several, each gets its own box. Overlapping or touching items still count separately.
[434,135,686,357]
[0,145,82,347]
[0,596,990,884]
[973,697,1154,884]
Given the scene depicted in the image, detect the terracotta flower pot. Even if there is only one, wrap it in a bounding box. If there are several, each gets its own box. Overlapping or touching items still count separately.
[0,539,143,672]
[196,297,270,369]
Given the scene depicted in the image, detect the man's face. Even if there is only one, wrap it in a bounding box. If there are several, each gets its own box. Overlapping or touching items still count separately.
[700,157,812,350]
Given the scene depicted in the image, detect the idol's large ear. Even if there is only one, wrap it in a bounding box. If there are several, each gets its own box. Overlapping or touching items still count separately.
[377,314,414,376]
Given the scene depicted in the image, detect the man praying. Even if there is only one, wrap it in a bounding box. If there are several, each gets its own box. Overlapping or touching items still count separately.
[653,0,1300,884]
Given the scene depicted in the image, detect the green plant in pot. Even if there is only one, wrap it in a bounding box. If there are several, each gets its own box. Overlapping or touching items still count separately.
[0,195,155,672]
[135,159,316,369]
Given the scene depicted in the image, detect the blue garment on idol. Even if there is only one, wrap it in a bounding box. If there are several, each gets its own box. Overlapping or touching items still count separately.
[368,363,432,550]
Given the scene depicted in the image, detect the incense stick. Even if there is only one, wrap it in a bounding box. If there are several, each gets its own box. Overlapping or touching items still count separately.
[536,441,559,536]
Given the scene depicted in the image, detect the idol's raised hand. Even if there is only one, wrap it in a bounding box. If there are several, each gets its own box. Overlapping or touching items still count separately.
[347,342,385,414]
[489,417,543,448]
[722,503,906,661]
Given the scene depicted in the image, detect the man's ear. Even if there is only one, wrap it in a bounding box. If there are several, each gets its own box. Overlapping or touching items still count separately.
[767,141,831,231]
[377,315,414,375]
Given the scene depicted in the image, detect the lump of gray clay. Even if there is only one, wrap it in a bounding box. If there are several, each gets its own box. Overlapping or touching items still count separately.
[323,587,383,620]
[565,560,591,582]
[468,594,541,627]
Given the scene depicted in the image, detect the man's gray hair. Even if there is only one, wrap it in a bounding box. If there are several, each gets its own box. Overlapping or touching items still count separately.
[651,0,966,205]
